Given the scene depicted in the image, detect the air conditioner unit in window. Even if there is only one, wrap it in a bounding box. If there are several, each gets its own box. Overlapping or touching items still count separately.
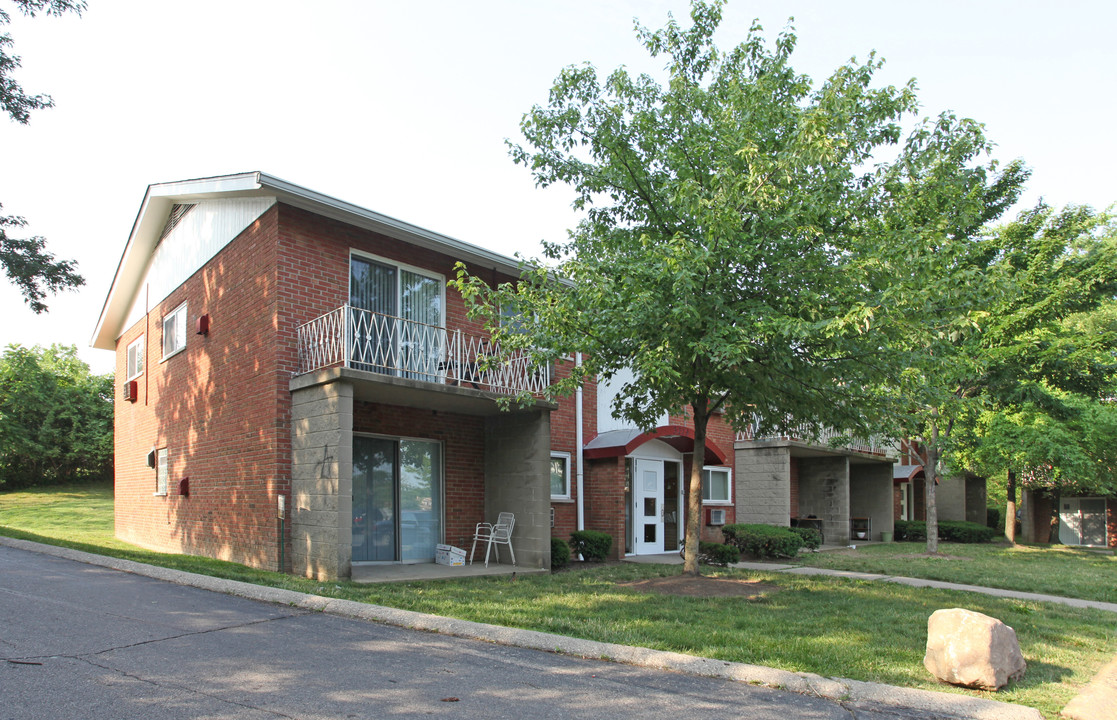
[123,380,138,403]
[707,507,727,526]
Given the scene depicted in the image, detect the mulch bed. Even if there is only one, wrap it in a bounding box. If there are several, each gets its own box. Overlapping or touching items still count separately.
[619,574,779,599]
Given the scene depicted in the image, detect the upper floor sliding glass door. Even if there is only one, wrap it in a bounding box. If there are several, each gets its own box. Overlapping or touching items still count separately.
[349,254,444,380]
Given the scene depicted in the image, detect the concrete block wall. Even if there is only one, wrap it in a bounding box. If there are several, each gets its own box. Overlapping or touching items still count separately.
[797,456,850,545]
[965,475,987,525]
[484,410,552,569]
[733,446,791,525]
[290,379,353,580]
[937,474,967,521]
[849,463,894,542]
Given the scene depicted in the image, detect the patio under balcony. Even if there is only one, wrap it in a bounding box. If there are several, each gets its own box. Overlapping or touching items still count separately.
[288,305,556,581]
[734,422,896,545]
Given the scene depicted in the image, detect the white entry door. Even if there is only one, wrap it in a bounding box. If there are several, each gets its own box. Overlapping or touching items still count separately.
[634,459,665,554]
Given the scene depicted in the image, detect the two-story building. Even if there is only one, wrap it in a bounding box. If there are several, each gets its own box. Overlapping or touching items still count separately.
[93,172,737,578]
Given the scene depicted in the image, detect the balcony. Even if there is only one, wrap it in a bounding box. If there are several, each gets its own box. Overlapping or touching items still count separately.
[735,419,888,457]
[295,305,548,397]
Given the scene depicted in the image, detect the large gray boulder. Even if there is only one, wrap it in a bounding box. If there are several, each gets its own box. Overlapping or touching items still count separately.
[923,608,1026,691]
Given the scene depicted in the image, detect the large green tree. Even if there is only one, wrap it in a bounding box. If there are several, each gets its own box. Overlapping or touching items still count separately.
[1,0,85,312]
[900,203,1117,549]
[456,1,1023,573]
[0,343,113,487]
[948,206,1117,541]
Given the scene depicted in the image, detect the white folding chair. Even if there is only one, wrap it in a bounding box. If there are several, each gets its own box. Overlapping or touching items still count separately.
[470,512,516,567]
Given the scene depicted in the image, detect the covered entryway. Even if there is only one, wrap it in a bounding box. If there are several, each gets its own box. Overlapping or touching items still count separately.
[631,448,683,555]
[290,366,556,580]
[585,425,728,557]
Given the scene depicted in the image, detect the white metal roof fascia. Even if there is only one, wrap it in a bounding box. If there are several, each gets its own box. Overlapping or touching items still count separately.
[91,171,534,350]
[90,173,272,350]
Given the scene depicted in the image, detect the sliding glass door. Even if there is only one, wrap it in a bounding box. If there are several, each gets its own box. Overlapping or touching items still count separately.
[349,255,443,379]
[352,436,442,563]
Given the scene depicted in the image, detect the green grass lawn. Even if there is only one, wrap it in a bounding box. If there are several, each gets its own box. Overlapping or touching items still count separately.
[2,482,1114,719]
[791,540,1117,603]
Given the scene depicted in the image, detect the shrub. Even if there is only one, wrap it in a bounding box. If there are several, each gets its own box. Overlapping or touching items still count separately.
[986,507,1001,531]
[722,523,803,559]
[940,520,998,543]
[895,519,997,543]
[894,520,927,541]
[550,537,570,570]
[570,529,612,562]
[790,526,822,550]
[697,542,740,566]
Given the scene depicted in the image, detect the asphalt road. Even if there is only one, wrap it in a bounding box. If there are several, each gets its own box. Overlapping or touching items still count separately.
[1,544,958,720]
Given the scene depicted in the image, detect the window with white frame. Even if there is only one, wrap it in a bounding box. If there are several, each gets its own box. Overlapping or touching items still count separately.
[550,452,571,499]
[126,336,145,380]
[701,467,731,503]
[162,303,187,359]
[155,448,169,496]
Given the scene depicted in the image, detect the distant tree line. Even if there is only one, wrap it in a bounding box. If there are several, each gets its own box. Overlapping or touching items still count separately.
[0,344,112,488]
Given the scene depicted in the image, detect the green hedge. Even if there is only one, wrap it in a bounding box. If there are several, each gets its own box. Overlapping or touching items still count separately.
[790,526,822,550]
[941,520,999,543]
[550,537,571,570]
[697,541,740,566]
[894,520,927,541]
[570,529,613,561]
[895,519,998,543]
[722,523,803,559]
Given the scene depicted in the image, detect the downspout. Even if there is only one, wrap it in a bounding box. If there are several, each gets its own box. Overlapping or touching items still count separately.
[575,352,585,533]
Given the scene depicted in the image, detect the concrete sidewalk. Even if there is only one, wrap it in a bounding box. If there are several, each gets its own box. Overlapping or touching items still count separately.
[9,537,1112,720]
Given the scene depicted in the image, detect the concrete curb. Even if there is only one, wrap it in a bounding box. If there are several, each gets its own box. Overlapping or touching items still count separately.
[1,536,1042,720]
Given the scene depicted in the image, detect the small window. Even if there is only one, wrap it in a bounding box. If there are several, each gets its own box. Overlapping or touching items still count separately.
[701,467,731,504]
[126,336,145,380]
[162,303,187,359]
[550,452,571,499]
[155,448,169,496]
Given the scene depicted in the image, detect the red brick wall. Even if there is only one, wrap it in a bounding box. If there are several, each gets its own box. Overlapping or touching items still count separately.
[275,204,518,347]
[548,359,598,542]
[114,206,287,569]
[1109,499,1116,549]
[584,456,627,559]
[351,401,487,550]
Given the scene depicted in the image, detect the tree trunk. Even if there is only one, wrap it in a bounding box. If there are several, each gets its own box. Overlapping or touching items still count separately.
[682,402,708,576]
[1005,468,1017,544]
[925,420,940,554]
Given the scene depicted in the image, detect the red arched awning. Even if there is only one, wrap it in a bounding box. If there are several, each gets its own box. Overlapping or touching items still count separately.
[583,424,730,466]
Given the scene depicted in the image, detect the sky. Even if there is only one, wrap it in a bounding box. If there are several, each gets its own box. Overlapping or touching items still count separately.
[1,0,1114,375]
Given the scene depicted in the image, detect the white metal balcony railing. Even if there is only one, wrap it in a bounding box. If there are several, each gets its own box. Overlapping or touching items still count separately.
[295,305,549,395]
[736,419,887,456]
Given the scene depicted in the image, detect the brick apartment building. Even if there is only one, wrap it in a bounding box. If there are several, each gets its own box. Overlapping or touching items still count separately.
[92,172,740,580]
